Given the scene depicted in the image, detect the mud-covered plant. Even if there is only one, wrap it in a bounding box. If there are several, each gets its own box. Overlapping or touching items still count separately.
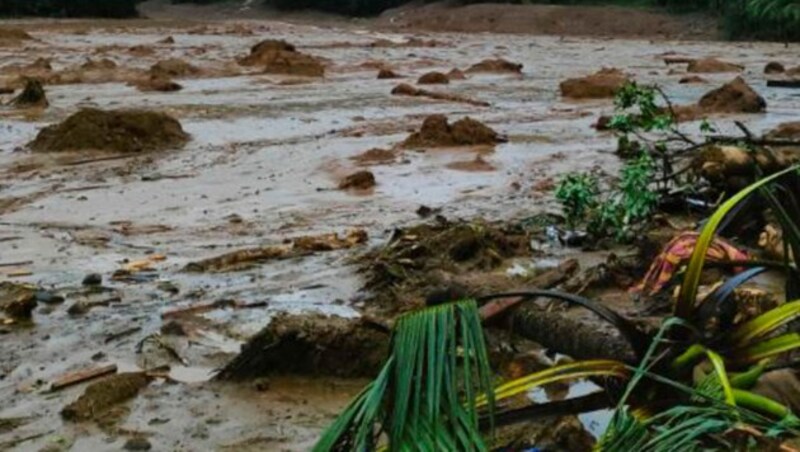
[555,172,599,230]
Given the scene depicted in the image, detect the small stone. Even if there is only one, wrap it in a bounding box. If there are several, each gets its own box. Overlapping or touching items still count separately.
[123,437,152,451]
[82,273,102,286]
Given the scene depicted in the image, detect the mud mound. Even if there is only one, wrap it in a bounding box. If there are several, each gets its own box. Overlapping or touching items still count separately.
[765,121,800,140]
[687,58,743,73]
[81,58,117,71]
[391,83,490,107]
[61,372,150,421]
[29,108,190,153]
[466,58,523,74]
[446,155,496,172]
[238,39,324,77]
[765,62,785,74]
[158,36,175,45]
[377,68,401,79]
[10,78,48,109]
[216,314,389,380]
[360,218,532,312]
[0,282,38,319]
[339,170,376,190]
[672,77,766,121]
[448,68,467,80]
[149,58,200,78]
[403,115,502,148]
[0,28,32,46]
[417,71,449,84]
[370,37,442,48]
[351,148,398,166]
[128,45,155,57]
[133,75,183,93]
[560,68,629,99]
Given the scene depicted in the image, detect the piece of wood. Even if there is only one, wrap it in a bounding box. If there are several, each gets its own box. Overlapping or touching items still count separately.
[767,79,800,88]
[0,261,33,268]
[104,326,141,344]
[50,364,117,391]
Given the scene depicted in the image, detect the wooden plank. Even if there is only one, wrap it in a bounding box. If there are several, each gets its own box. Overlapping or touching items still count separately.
[50,364,117,391]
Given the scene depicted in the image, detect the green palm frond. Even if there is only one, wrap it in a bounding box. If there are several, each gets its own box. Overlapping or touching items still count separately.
[314,300,494,451]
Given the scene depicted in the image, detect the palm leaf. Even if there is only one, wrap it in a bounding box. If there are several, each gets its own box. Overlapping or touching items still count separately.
[734,332,800,363]
[730,299,800,346]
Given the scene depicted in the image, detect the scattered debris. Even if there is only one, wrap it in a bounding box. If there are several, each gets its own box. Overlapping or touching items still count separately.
[238,39,324,77]
[687,57,743,73]
[28,108,190,153]
[402,114,503,148]
[10,78,48,108]
[61,372,150,422]
[216,314,390,380]
[391,83,489,106]
[339,170,376,190]
[417,71,449,84]
[0,282,37,319]
[184,229,368,272]
[50,364,118,392]
[560,67,629,99]
[466,58,523,74]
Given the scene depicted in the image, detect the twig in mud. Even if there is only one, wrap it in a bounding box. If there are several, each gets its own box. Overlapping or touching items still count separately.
[58,184,112,193]
[0,236,22,243]
[136,333,188,366]
[0,261,33,268]
[104,326,142,344]
[49,364,118,392]
[0,432,50,449]
[64,154,137,166]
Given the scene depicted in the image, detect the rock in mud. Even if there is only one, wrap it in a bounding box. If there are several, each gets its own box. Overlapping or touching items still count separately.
[10,78,48,108]
[402,114,503,148]
[82,273,102,286]
[339,170,376,190]
[0,282,37,319]
[559,68,629,99]
[377,68,401,79]
[765,61,786,74]
[238,39,324,77]
[28,108,190,153]
[133,74,183,93]
[124,437,152,451]
[417,71,449,84]
[687,57,743,73]
[61,372,150,422]
[447,68,467,80]
[148,58,200,78]
[185,229,368,272]
[466,58,523,74]
[216,314,390,380]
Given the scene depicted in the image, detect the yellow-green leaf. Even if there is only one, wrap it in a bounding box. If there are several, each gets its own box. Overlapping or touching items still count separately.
[734,333,800,363]
[731,300,800,346]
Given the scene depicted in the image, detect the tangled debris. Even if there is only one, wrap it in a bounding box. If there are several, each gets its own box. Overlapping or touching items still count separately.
[216,314,390,380]
[10,78,48,108]
[185,229,368,272]
[560,68,629,99]
[359,218,532,311]
[687,57,743,73]
[402,114,503,148]
[238,39,324,77]
[28,108,190,153]
[417,71,449,84]
[61,372,150,422]
[391,83,489,106]
[466,58,523,74]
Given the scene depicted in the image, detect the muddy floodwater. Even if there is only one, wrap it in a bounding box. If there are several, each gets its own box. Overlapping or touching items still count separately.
[1,16,799,451]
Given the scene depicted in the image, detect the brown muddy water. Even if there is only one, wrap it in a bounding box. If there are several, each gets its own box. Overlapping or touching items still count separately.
[1,17,799,451]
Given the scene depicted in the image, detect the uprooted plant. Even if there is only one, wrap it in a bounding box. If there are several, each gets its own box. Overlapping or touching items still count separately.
[317,166,800,450]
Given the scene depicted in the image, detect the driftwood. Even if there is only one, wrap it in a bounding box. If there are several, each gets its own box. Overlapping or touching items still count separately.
[767,79,800,88]
[50,364,118,392]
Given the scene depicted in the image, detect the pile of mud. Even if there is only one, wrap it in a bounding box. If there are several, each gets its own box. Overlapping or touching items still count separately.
[28,108,190,153]
[672,77,766,121]
[0,28,32,46]
[10,78,48,108]
[402,114,503,148]
[560,68,629,99]
[466,58,523,74]
[350,148,399,166]
[359,218,532,311]
[238,39,324,77]
[216,314,389,380]
[687,57,743,73]
[132,74,183,92]
[418,71,449,84]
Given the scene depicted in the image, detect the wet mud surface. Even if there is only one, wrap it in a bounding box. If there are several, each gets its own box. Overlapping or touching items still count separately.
[1,15,800,451]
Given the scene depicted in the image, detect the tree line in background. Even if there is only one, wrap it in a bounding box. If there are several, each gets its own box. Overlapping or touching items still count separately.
[0,0,798,41]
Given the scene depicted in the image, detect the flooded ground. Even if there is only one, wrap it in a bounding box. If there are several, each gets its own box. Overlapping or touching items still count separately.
[1,14,799,451]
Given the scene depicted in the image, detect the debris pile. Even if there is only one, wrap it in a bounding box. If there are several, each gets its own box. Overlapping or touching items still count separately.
[687,57,743,73]
[10,78,48,108]
[560,68,629,99]
[339,170,377,190]
[466,58,523,74]
[28,108,190,153]
[238,39,324,77]
[417,71,449,84]
[671,77,766,121]
[148,58,200,78]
